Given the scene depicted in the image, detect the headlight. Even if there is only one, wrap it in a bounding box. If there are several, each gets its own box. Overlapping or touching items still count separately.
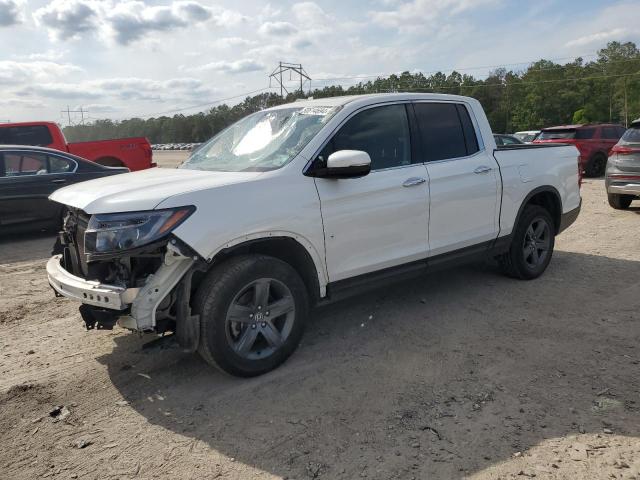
[84,207,195,254]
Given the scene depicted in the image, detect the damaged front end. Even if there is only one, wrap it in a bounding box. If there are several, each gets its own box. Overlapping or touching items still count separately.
[48,207,202,350]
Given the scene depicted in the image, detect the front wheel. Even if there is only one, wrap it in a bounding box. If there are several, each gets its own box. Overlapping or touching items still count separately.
[498,206,555,280]
[608,193,633,210]
[194,255,309,377]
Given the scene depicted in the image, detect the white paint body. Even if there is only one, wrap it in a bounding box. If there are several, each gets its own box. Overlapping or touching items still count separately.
[50,93,581,298]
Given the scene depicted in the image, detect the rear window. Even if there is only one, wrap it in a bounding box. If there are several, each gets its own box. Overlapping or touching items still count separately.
[538,128,594,140]
[620,126,640,144]
[538,129,576,140]
[0,125,53,146]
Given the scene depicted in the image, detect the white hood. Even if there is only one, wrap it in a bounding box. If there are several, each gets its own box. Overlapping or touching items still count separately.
[50,167,263,214]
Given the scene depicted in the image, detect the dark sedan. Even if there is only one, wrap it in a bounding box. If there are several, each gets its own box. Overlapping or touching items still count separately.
[0,145,128,233]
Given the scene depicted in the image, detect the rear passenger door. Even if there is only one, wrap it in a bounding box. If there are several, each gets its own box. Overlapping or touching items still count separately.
[413,102,500,256]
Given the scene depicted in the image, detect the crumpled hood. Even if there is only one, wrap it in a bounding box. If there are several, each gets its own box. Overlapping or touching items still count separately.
[50,167,263,214]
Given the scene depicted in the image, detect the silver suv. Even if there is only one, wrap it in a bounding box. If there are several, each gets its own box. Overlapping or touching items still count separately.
[606,119,640,209]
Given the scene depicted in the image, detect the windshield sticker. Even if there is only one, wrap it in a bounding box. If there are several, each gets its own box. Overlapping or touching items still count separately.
[300,106,334,116]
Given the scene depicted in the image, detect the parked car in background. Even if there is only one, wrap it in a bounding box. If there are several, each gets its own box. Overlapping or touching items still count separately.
[0,146,128,233]
[606,119,640,209]
[514,130,540,143]
[0,122,155,171]
[494,134,525,147]
[47,93,581,377]
[534,123,626,177]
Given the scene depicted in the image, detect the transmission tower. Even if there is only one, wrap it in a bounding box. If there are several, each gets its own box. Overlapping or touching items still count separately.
[60,106,88,126]
[269,62,311,98]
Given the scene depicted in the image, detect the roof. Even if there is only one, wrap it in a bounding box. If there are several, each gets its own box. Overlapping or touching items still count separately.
[0,145,89,163]
[0,121,58,128]
[542,123,623,131]
[268,92,477,110]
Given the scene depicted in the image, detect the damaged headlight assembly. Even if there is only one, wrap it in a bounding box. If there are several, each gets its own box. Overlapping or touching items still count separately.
[84,206,195,255]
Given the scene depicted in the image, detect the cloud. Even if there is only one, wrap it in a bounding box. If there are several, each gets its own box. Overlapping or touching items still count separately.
[19,76,212,103]
[370,0,499,31]
[292,2,331,28]
[33,0,99,41]
[0,60,83,85]
[566,28,629,48]
[105,1,213,44]
[189,59,265,74]
[213,36,257,49]
[33,0,225,45]
[0,0,23,26]
[258,21,298,36]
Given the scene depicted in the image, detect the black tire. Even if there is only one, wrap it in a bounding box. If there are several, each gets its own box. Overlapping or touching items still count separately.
[607,193,633,210]
[585,153,606,177]
[498,205,555,280]
[193,255,309,377]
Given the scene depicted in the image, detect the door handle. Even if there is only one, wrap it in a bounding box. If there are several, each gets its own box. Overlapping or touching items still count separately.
[51,179,67,184]
[403,177,426,187]
[474,166,492,174]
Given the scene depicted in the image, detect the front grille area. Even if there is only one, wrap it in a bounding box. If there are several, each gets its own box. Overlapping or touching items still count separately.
[60,208,91,279]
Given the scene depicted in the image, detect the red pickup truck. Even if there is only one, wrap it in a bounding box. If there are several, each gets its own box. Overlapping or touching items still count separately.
[0,121,155,171]
[533,123,626,177]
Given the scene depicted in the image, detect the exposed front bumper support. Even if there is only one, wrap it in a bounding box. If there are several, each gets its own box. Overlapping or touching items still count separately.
[47,243,195,332]
[47,255,138,310]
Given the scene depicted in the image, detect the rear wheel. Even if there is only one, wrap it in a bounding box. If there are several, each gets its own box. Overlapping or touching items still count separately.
[608,193,633,210]
[585,153,606,177]
[499,205,555,280]
[194,255,309,377]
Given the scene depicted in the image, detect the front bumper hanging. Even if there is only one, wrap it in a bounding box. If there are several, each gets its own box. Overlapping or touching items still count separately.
[47,243,195,332]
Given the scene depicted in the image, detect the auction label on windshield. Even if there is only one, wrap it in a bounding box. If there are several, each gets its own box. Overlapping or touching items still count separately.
[300,106,336,116]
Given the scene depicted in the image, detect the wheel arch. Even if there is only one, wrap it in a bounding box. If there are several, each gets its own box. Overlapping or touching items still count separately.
[514,186,562,234]
[199,235,326,303]
[94,156,125,167]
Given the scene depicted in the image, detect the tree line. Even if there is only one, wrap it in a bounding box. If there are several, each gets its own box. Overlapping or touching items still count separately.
[64,41,640,144]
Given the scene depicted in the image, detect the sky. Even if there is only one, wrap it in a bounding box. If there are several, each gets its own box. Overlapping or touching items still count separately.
[0,0,639,124]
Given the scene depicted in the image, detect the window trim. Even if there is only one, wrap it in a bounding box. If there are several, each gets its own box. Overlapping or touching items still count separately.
[0,149,78,178]
[303,100,417,175]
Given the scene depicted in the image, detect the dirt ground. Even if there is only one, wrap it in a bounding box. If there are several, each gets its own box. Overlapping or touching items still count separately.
[1,152,639,480]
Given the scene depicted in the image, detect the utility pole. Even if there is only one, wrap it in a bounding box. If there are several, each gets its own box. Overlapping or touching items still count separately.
[269,62,311,98]
[624,78,628,127]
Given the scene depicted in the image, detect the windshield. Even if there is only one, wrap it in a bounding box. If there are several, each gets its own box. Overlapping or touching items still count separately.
[514,132,538,142]
[180,106,339,172]
[621,126,640,144]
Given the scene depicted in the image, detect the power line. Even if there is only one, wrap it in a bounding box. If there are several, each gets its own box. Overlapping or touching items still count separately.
[312,55,640,85]
[269,62,311,97]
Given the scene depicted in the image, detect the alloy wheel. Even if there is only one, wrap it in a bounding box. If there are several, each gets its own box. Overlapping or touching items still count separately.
[225,278,296,360]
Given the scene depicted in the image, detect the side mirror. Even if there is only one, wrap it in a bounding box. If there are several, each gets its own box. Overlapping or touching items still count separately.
[313,150,371,178]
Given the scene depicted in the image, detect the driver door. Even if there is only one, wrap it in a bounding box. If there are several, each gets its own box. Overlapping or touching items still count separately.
[312,103,430,282]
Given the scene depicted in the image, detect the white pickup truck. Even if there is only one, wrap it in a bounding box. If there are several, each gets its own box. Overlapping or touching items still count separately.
[47,93,581,376]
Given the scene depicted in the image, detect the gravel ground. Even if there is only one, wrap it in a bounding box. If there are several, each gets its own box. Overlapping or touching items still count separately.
[1,152,639,479]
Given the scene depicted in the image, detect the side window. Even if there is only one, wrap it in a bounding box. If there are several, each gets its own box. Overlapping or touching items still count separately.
[4,152,48,176]
[0,126,53,146]
[494,136,503,146]
[602,126,620,140]
[49,155,74,173]
[456,104,479,155]
[617,126,627,137]
[414,103,474,161]
[320,104,411,170]
[575,128,595,140]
